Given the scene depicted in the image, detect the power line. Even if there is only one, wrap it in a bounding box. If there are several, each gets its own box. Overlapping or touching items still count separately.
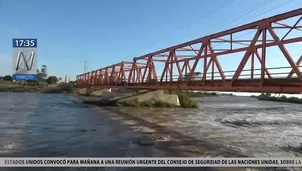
[142,0,296,54]
[238,0,296,26]
[208,0,297,51]
[204,0,277,35]
[140,0,236,54]
[180,0,236,30]
[182,0,281,43]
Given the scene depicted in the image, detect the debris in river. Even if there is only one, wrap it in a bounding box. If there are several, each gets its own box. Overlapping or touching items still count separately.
[136,136,154,146]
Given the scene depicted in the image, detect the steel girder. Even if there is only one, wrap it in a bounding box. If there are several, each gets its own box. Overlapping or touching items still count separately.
[76,8,302,93]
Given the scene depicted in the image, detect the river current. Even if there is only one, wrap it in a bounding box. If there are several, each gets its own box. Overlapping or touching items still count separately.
[1,92,302,171]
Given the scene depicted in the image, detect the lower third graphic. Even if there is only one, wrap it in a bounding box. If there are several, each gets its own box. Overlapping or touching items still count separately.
[13,74,37,81]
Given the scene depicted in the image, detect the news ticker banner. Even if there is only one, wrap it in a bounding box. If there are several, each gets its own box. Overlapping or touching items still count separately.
[2,158,302,167]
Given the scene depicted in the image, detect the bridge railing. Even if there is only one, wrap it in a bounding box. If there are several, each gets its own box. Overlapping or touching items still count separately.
[76,65,302,86]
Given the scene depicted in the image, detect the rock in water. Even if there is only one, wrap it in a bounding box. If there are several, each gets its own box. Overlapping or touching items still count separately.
[137,136,154,146]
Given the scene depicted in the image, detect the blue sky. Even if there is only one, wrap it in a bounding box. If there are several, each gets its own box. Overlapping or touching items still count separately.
[0,0,301,80]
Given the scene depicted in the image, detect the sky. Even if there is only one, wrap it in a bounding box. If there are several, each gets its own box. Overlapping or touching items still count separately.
[0,0,301,80]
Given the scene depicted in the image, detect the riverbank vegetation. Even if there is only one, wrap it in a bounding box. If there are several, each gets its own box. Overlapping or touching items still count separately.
[0,77,74,93]
[44,84,74,94]
[0,80,46,92]
[256,93,302,104]
[0,84,45,92]
[0,83,74,94]
[177,93,198,108]
[116,98,176,108]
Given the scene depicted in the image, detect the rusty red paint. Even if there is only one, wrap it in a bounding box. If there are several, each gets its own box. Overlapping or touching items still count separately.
[76,9,302,93]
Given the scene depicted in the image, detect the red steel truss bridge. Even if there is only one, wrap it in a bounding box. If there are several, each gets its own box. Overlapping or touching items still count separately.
[76,8,302,93]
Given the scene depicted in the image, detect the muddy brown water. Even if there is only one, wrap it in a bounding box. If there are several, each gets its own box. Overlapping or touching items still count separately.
[0,93,301,171]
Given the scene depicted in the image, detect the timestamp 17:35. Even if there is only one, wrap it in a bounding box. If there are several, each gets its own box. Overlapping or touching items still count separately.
[13,39,37,47]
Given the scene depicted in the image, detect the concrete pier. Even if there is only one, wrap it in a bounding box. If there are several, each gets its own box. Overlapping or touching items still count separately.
[77,88,180,106]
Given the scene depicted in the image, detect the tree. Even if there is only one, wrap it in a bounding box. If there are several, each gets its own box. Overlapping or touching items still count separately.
[47,76,58,84]
[3,75,12,81]
[37,73,44,82]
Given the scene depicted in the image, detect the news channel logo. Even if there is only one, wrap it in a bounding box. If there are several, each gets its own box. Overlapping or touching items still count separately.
[12,39,38,81]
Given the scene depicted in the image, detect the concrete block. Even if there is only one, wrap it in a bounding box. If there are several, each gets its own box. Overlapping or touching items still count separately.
[158,94,180,106]
[120,90,180,106]
[78,88,87,95]
[89,88,112,97]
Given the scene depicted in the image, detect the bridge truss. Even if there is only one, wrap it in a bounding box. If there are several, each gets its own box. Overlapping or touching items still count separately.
[76,8,302,93]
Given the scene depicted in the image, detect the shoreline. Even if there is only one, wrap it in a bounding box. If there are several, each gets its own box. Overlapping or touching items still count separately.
[0,83,74,94]
[256,93,302,105]
[0,85,46,93]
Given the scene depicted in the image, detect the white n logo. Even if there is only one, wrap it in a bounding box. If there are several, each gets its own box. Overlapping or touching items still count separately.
[15,51,35,71]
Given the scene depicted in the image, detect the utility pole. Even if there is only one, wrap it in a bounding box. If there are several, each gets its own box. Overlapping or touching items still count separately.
[64,74,67,83]
[84,61,88,73]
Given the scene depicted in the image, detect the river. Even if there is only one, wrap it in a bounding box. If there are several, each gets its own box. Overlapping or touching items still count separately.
[0,92,302,171]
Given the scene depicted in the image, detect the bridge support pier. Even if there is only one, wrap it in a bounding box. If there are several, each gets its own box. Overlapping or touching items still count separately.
[117,90,180,106]
[78,87,112,96]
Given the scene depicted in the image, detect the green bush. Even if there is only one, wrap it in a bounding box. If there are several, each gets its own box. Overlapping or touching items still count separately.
[59,83,73,93]
[117,98,140,107]
[178,93,198,108]
[165,90,199,108]
[153,100,174,107]
[117,98,176,108]
[3,75,12,81]
[140,99,156,107]
[11,87,27,92]
[257,93,302,104]
[47,76,58,84]
[44,83,73,94]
